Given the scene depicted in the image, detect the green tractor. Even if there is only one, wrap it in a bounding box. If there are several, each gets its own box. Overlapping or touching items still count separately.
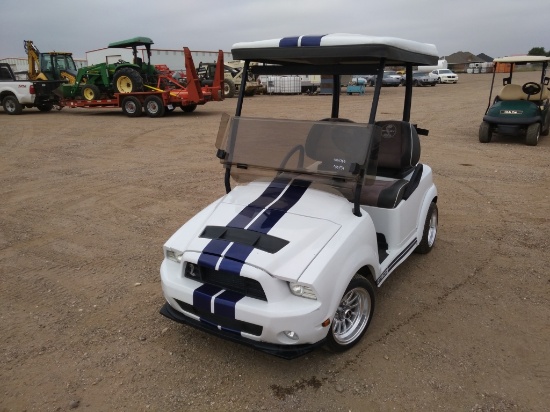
[480,55,550,146]
[60,37,158,101]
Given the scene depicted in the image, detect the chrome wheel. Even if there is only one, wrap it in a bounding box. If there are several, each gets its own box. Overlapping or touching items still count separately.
[332,287,372,345]
[427,207,438,247]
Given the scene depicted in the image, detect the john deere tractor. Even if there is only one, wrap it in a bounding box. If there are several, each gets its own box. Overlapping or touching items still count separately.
[60,37,158,101]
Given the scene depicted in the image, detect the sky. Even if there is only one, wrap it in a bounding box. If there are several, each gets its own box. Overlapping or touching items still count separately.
[1,0,549,60]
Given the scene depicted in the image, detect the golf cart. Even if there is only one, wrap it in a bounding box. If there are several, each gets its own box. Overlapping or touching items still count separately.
[160,34,439,359]
[480,55,550,146]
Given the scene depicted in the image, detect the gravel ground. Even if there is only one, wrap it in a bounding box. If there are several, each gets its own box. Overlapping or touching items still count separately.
[1,72,549,411]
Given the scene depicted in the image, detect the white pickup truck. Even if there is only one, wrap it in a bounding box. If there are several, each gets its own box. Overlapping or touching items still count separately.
[0,63,61,114]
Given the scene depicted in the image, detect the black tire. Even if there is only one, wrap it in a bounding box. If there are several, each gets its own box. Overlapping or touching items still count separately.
[541,111,550,136]
[479,121,492,143]
[437,77,442,84]
[112,67,144,94]
[223,78,236,98]
[525,123,540,146]
[2,95,23,115]
[36,102,53,112]
[143,95,165,118]
[181,104,197,113]
[413,80,419,87]
[415,202,438,254]
[121,96,142,117]
[368,80,374,87]
[325,275,375,352]
[82,84,101,101]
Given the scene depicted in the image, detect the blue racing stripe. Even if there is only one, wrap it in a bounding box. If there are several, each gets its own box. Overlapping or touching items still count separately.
[279,36,299,47]
[193,284,223,313]
[214,290,245,319]
[300,35,327,47]
[198,178,291,268]
[218,179,311,274]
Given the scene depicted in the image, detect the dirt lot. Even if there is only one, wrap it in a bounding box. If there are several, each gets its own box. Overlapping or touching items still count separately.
[1,72,549,412]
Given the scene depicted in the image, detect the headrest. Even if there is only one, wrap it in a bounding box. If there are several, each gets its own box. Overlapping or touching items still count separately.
[375,121,420,172]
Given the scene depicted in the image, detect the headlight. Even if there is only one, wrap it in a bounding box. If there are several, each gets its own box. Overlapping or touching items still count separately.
[165,248,183,263]
[289,283,317,300]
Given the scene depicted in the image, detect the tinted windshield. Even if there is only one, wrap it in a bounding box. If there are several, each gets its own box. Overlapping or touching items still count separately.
[217,115,380,189]
[439,69,452,74]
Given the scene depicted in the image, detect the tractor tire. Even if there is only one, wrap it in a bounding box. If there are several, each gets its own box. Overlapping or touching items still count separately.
[113,68,144,94]
[2,95,23,115]
[479,121,492,143]
[37,102,53,112]
[181,104,197,113]
[82,84,101,101]
[143,95,165,118]
[525,123,540,146]
[121,96,142,118]
[223,78,236,98]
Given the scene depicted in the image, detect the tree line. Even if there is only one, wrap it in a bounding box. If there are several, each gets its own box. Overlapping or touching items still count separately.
[528,47,550,57]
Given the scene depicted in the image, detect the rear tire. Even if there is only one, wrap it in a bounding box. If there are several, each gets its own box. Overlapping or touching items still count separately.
[326,275,375,352]
[2,95,22,115]
[113,68,144,94]
[181,104,197,113]
[415,202,438,254]
[82,84,101,101]
[541,111,550,136]
[479,121,492,143]
[143,95,165,117]
[223,78,236,98]
[525,123,540,146]
[121,96,142,117]
[37,102,53,112]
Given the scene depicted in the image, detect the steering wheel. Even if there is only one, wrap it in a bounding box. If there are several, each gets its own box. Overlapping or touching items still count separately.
[522,82,541,96]
[279,144,305,170]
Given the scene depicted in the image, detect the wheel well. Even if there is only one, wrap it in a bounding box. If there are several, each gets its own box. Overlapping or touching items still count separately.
[356,265,376,285]
[0,91,15,100]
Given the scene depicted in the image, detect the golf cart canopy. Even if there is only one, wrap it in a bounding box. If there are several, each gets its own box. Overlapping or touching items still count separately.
[108,37,154,49]
[231,33,439,74]
[493,55,550,65]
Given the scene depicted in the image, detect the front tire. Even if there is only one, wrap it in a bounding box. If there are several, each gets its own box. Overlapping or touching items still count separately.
[121,96,142,117]
[143,95,165,117]
[416,202,438,254]
[112,68,144,94]
[479,121,492,143]
[2,95,23,115]
[525,123,540,146]
[82,84,101,101]
[326,275,375,352]
[36,102,53,112]
[223,78,236,98]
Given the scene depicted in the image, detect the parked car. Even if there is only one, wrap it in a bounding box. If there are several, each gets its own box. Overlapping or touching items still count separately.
[159,33,439,359]
[367,72,401,87]
[410,71,437,87]
[428,69,458,84]
[384,70,404,83]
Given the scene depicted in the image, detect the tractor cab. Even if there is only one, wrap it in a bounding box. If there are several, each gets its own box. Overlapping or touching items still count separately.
[480,55,550,146]
[107,36,156,77]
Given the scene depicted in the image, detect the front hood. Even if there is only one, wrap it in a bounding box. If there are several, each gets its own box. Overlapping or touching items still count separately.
[167,179,349,281]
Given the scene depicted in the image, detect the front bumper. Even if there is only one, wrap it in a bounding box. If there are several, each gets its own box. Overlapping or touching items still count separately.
[160,302,325,359]
[439,77,458,83]
[160,259,331,358]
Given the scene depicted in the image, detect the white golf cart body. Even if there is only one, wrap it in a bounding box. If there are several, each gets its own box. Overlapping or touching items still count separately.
[160,34,439,359]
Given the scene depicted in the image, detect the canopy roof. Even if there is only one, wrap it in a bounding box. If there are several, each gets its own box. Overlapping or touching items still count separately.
[493,55,550,64]
[108,37,154,49]
[231,33,439,67]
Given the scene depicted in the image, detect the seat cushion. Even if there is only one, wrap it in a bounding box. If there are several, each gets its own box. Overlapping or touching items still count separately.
[360,178,409,209]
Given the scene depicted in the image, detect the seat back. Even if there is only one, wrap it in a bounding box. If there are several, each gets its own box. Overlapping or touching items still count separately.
[499,84,549,101]
[375,120,420,178]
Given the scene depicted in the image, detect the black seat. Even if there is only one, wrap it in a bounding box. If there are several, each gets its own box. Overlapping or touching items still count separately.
[360,121,423,208]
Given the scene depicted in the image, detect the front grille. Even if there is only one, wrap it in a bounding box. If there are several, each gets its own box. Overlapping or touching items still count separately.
[185,263,267,301]
[175,299,263,336]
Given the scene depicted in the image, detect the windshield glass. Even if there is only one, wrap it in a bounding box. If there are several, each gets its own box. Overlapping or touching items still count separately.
[439,69,452,74]
[217,115,380,189]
